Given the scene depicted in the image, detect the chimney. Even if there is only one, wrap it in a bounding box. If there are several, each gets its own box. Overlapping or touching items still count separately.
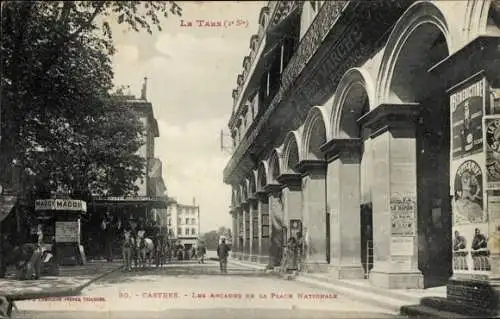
[141,76,148,100]
[192,197,196,206]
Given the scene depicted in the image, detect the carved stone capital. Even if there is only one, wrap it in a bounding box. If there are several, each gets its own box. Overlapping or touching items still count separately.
[357,103,420,138]
[276,173,302,190]
[320,138,362,163]
[295,160,327,176]
[263,183,282,195]
[255,191,269,203]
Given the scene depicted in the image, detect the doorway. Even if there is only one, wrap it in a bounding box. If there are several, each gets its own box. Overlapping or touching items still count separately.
[360,203,373,277]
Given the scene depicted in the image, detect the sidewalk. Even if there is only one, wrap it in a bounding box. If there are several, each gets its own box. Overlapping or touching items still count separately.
[0,261,123,300]
[228,258,473,318]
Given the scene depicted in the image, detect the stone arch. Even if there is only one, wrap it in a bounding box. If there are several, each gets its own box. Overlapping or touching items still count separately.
[248,170,257,196]
[465,0,500,40]
[331,68,374,139]
[282,130,302,174]
[301,106,329,160]
[268,148,282,184]
[376,1,452,104]
[256,160,269,192]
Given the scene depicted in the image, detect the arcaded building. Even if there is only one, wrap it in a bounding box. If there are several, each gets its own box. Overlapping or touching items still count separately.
[223,0,500,294]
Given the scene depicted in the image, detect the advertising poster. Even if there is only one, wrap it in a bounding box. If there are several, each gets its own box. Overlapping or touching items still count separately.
[450,78,485,160]
[451,155,491,274]
[485,116,500,189]
[56,220,80,243]
[390,192,416,236]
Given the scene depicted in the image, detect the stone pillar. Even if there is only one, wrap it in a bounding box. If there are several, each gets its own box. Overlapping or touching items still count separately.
[321,139,365,279]
[265,184,284,268]
[248,203,253,261]
[277,174,303,239]
[231,209,238,259]
[249,198,258,262]
[297,160,328,272]
[256,192,269,264]
[236,207,243,260]
[360,104,423,289]
[242,204,248,260]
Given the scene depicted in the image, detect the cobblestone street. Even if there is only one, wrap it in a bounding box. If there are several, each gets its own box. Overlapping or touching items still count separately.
[13,260,401,319]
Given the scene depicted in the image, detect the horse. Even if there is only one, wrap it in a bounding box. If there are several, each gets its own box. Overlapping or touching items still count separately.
[136,230,155,269]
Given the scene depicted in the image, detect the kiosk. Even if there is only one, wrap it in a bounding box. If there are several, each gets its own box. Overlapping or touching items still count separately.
[34,198,87,266]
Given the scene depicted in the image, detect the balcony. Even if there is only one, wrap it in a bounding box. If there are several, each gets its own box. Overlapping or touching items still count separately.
[224,0,416,185]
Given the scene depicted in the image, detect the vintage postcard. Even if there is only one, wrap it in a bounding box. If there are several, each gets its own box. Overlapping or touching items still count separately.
[1,1,500,318]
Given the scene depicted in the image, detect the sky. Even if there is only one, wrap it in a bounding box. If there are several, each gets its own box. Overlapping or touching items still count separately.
[109,1,264,233]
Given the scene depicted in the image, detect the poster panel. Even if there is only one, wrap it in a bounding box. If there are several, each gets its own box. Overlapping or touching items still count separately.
[485,116,500,189]
[56,220,80,243]
[452,222,490,273]
[390,192,416,236]
[450,78,485,160]
[451,155,491,275]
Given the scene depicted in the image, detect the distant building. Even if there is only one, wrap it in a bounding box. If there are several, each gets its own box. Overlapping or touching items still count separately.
[167,198,200,249]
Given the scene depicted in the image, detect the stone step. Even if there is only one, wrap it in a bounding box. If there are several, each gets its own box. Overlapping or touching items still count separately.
[305,274,420,304]
[400,304,477,318]
[296,275,407,314]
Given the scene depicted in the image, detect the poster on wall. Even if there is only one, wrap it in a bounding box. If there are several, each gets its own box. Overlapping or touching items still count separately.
[450,78,485,160]
[451,156,491,274]
[452,159,485,224]
[390,192,416,236]
[485,116,500,189]
[56,220,80,243]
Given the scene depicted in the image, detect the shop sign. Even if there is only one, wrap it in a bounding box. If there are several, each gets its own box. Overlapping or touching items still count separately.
[35,199,87,212]
[450,78,486,160]
[485,116,500,189]
[390,193,416,236]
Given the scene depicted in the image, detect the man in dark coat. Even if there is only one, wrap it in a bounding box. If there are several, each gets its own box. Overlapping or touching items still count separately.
[217,238,231,274]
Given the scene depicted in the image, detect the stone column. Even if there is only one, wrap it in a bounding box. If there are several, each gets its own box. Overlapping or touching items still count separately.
[277,174,303,239]
[236,207,243,260]
[360,104,423,289]
[265,184,284,268]
[231,209,238,259]
[321,139,365,279]
[249,198,258,262]
[242,203,248,260]
[297,160,328,272]
[247,203,253,261]
[256,192,269,264]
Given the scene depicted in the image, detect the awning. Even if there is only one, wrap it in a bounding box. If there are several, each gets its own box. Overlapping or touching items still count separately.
[0,195,17,222]
[92,196,171,209]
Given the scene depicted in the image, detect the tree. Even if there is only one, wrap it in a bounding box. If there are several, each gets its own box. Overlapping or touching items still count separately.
[201,231,220,251]
[0,1,182,197]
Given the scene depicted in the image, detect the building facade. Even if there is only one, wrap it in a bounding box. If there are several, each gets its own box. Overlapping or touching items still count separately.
[224,0,500,296]
[167,198,200,249]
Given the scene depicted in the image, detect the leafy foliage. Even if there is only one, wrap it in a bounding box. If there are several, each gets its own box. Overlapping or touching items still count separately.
[0,1,182,199]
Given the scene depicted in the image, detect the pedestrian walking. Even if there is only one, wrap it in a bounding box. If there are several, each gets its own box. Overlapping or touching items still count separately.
[197,240,207,264]
[217,238,230,274]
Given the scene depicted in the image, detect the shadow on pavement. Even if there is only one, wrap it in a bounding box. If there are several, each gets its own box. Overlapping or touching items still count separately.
[92,264,274,286]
